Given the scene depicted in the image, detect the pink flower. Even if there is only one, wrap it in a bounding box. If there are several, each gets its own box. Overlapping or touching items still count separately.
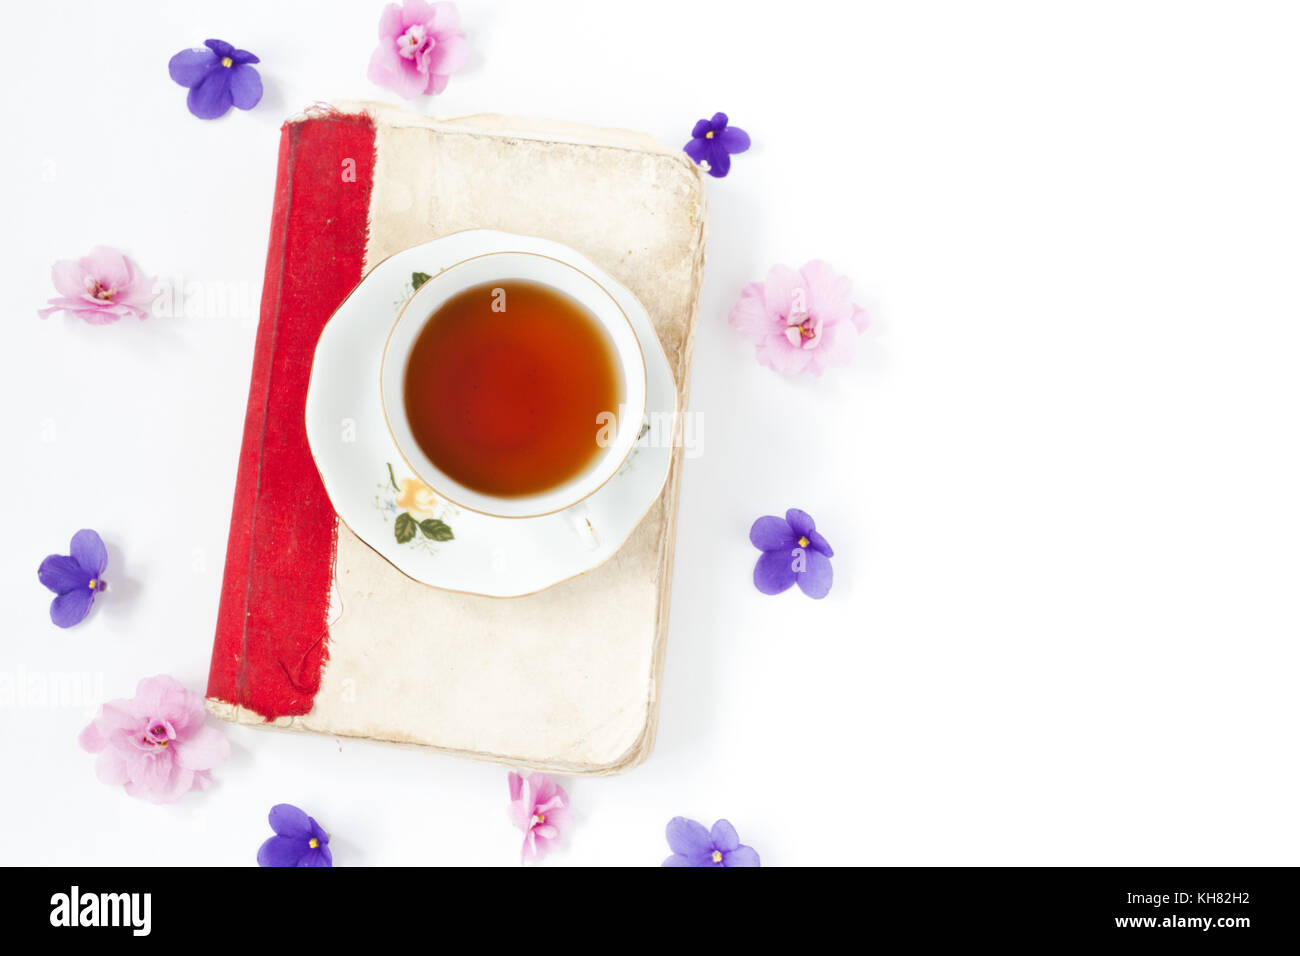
[367,0,468,98]
[38,246,156,325]
[507,772,572,864]
[728,260,870,377]
[78,675,230,804]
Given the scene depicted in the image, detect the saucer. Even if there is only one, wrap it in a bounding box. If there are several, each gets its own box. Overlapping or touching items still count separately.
[304,230,678,597]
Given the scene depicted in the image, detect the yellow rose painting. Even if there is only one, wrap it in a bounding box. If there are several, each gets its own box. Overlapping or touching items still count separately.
[381,464,454,547]
[395,478,437,517]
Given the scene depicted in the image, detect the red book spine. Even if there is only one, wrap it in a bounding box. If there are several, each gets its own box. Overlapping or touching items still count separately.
[207,111,377,719]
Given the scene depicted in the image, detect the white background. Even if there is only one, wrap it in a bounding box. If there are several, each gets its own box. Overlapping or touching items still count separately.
[2,0,1297,866]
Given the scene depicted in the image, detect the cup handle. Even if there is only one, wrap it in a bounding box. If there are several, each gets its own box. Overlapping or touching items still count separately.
[565,501,600,551]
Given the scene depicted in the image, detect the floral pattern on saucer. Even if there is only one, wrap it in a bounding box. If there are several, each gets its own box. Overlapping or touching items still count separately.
[375,463,456,550]
[394,270,434,311]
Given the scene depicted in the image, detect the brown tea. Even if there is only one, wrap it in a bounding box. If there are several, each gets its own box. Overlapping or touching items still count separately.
[402,280,624,499]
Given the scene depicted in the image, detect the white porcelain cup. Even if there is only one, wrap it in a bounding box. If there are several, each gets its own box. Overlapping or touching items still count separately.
[381,251,648,530]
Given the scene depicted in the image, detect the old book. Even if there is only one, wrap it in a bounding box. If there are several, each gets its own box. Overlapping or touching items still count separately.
[206,103,707,773]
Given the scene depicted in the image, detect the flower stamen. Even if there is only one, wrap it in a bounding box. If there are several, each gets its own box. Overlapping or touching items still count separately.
[309,837,319,849]
[85,278,116,302]
[397,24,430,59]
[711,850,723,863]
[221,56,233,68]
[797,536,809,548]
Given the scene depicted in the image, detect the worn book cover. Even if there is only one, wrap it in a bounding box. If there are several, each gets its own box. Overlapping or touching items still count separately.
[206,103,706,773]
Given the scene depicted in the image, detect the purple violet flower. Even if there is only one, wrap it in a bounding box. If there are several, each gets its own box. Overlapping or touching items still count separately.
[684,112,750,178]
[662,817,761,867]
[38,529,108,628]
[257,804,333,867]
[749,508,834,599]
[168,39,263,120]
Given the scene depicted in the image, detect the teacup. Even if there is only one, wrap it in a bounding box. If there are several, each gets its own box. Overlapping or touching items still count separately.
[381,251,648,533]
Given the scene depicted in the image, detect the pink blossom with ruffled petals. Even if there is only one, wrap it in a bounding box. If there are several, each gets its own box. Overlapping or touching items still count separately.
[78,675,230,804]
[507,771,571,864]
[38,246,156,325]
[367,0,468,98]
[729,260,869,377]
